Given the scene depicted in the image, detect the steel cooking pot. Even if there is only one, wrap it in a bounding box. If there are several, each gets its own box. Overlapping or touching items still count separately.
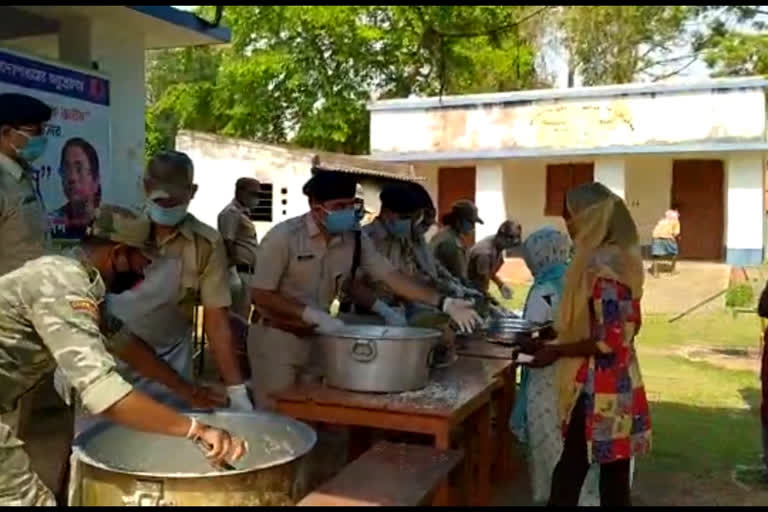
[316,325,442,393]
[72,410,316,506]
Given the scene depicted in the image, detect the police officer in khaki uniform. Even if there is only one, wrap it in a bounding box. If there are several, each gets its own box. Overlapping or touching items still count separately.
[135,151,254,410]
[218,177,261,321]
[0,205,246,506]
[345,182,424,326]
[0,93,53,277]
[468,219,522,298]
[0,94,55,452]
[249,170,482,408]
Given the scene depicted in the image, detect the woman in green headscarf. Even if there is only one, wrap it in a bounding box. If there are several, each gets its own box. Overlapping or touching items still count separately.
[529,183,651,507]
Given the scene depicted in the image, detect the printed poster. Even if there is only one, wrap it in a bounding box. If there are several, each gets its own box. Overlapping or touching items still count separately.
[0,48,111,248]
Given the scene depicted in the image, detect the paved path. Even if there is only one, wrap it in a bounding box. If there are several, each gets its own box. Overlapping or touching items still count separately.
[500,259,731,315]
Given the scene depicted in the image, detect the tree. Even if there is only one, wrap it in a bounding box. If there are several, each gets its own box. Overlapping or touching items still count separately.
[145,5,548,157]
[694,6,768,76]
[557,6,700,86]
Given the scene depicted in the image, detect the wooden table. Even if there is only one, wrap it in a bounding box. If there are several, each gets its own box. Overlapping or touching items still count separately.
[271,357,511,506]
[456,336,518,482]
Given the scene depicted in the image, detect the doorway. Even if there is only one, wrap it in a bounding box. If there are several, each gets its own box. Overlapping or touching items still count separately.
[671,159,725,260]
[438,166,476,244]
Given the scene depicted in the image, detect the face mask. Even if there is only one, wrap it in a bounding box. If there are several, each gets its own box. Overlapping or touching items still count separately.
[323,207,359,234]
[242,195,260,209]
[387,218,412,239]
[147,200,189,226]
[460,220,475,235]
[14,131,48,163]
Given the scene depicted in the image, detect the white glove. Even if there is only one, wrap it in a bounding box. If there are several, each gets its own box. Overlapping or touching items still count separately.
[227,384,255,411]
[442,298,483,333]
[500,284,513,300]
[371,300,408,326]
[302,306,345,332]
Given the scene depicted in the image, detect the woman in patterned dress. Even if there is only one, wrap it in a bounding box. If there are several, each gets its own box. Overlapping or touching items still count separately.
[509,227,601,505]
[530,182,651,506]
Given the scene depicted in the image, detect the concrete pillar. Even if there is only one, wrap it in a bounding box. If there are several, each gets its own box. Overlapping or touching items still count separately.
[475,162,506,240]
[57,16,92,68]
[594,157,626,199]
[726,153,764,265]
[89,21,146,210]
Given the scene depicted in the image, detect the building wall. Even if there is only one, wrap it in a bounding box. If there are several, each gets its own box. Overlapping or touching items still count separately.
[409,153,765,264]
[371,87,767,155]
[725,152,765,264]
[176,132,315,239]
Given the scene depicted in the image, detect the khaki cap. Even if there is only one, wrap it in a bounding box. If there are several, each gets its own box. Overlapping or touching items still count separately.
[88,204,151,249]
[451,199,483,224]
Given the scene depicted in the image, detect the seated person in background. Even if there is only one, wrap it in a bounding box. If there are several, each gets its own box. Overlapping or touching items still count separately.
[650,208,680,277]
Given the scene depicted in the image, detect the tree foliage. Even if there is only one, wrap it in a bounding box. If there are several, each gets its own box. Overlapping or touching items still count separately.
[145,5,547,156]
[695,6,768,77]
[558,6,699,86]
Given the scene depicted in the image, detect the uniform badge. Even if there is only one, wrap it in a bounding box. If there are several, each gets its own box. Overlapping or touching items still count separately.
[69,299,99,319]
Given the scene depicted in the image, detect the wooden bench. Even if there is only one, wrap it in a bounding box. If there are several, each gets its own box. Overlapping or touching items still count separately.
[298,441,463,507]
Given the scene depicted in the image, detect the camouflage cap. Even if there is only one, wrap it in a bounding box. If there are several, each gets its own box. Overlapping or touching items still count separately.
[144,150,195,201]
[88,204,151,248]
[451,199,483,224]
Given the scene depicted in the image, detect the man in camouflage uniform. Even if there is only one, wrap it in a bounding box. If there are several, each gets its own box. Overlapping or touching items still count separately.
[0,205,247,506]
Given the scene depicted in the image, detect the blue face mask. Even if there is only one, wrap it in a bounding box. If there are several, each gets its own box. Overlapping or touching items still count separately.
[387,218,412,239]
[460,220,475,235]
[323,207,359,234]
[15,132,48,163]
[147,201,189,226]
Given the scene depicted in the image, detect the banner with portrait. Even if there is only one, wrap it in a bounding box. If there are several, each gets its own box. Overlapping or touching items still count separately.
[0,48,111,248]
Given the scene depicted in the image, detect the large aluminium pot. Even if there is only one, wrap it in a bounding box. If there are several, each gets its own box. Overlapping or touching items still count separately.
[72,410,316,506]
[317,325,442,393]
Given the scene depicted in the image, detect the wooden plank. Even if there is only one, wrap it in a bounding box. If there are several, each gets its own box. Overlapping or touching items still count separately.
[298,442,463,507]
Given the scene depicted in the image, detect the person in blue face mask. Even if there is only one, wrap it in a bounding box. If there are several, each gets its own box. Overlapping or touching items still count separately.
[339,182,421,326]
[247,169,483,409]
[117,151,256,413]
[0,93,53,277]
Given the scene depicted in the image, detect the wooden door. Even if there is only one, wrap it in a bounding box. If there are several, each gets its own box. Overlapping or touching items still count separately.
[438,166,476,244]
[544,163,594,216]
[671,160,725,260]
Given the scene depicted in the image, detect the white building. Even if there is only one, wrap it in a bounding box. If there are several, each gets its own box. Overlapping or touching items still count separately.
[0,5,230,205]
[368,78,768,265]
[176,130,421,240]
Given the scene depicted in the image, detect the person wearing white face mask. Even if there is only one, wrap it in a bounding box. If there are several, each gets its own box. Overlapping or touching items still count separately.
[108,151,255,412]
[218,177,262,322]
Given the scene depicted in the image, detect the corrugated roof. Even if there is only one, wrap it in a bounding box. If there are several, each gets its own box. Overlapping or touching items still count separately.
[368,76,768,112]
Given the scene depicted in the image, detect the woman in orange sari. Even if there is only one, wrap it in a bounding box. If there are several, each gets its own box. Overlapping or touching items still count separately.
[529,182,651,506]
